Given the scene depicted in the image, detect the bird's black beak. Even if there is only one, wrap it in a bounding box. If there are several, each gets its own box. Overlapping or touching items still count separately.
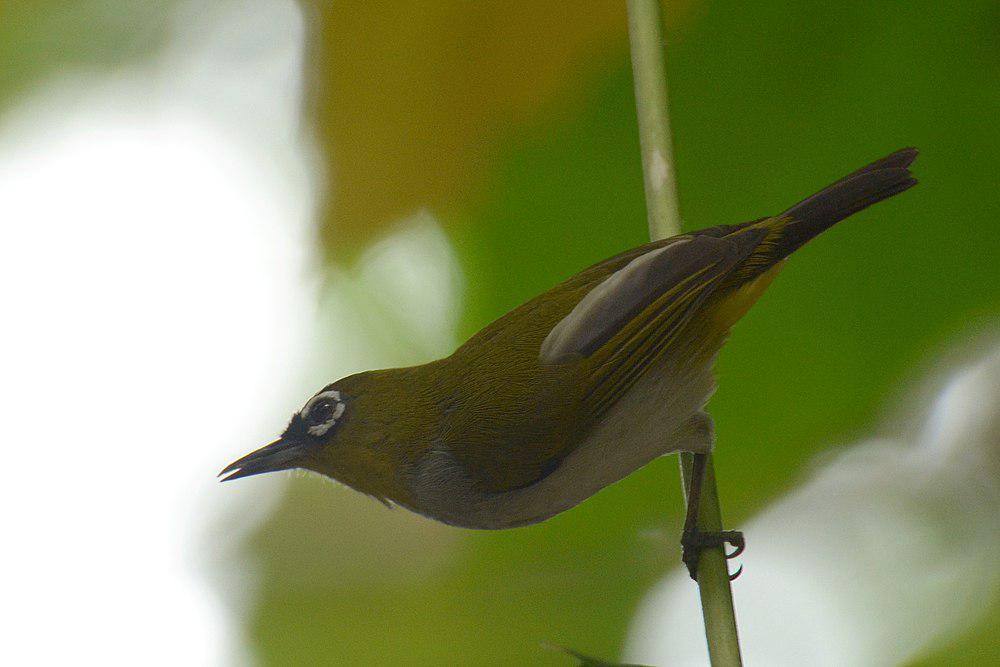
[218,438,306,482]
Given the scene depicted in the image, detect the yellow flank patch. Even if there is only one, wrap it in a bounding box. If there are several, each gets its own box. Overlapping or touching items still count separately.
[712,261,785,329]
[583,264,727,415]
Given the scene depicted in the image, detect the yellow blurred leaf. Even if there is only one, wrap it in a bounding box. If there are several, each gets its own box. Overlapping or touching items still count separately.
[299,0,693,254]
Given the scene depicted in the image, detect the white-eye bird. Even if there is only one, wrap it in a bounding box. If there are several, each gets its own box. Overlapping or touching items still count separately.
[222,148,918,577]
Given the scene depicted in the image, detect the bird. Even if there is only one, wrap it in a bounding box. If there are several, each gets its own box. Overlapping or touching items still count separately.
[221,148,918,578]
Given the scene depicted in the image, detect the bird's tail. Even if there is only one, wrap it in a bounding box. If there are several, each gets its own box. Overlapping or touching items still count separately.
[773,147,918,259]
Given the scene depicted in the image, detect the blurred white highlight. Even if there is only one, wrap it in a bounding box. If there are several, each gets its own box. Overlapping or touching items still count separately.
[626,337,1000,666]
[308,211,465,386]
[0,1,310,665]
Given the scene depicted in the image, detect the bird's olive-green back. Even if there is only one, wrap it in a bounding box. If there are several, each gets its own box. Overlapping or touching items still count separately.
[432,221,778,493]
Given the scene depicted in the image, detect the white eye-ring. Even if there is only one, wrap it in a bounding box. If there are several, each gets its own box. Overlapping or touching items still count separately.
[302,389,346,436]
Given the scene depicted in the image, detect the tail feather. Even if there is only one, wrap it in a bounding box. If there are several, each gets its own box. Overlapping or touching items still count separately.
[806,146,919,189]
[775,148,918,259]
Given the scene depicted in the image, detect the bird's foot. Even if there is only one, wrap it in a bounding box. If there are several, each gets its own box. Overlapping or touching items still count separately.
[681,529,745,581]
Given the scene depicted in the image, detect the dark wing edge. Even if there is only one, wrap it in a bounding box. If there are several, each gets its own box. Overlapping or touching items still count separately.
[539,234,760,365]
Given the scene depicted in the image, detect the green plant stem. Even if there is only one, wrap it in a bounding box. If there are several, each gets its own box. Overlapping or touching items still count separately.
[627,0,680,239]
[626,1,743,664]
[679,455,742,666]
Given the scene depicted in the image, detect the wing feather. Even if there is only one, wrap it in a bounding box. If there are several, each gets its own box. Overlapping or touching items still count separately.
[540,232,765,414]
[541,235,755,364]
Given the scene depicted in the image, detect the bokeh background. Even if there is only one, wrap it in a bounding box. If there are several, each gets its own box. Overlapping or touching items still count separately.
[2,1,998,665]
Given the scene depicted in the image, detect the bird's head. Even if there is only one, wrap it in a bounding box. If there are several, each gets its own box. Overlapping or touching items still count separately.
[219,370,419,505]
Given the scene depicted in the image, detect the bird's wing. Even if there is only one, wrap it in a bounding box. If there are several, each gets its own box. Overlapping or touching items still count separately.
[540,230,767,416]
[541,233,762,360]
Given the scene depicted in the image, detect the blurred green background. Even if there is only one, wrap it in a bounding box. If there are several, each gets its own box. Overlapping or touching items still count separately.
[4,0,997,664]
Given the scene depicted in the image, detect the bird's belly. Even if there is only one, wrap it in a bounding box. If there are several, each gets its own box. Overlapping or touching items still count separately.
[409,355,717,529]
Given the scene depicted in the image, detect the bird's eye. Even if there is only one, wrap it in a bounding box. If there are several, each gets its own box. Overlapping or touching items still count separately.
[302,389,346,436]
[307,399,335,425]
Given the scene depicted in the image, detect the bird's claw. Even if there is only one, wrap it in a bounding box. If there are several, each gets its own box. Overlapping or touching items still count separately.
[681,529,745,581]
[723,531,745,560]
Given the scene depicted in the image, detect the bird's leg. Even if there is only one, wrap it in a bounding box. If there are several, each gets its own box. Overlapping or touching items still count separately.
[681,453,745,581]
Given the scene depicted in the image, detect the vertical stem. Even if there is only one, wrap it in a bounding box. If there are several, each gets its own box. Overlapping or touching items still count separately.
[627,1,743,664]
[679,456,743,666]
[627,0,681,239]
